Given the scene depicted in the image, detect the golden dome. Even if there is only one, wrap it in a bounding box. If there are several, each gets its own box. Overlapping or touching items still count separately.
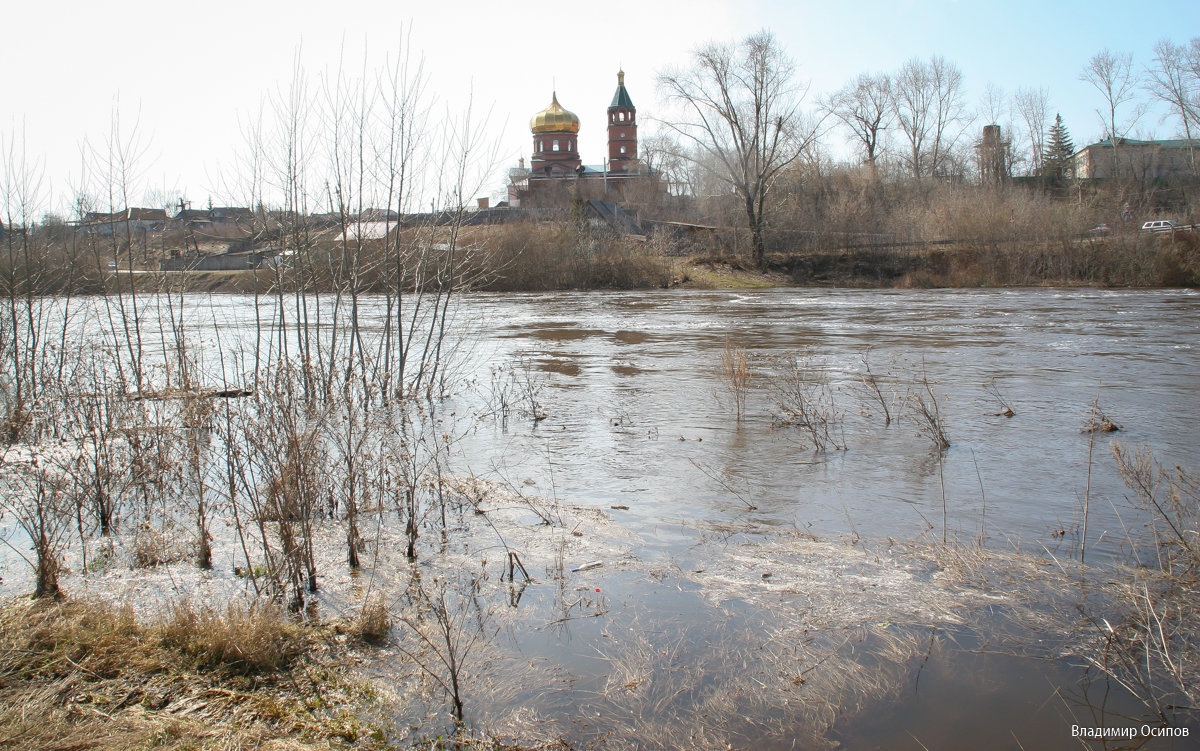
[530,92,580,134]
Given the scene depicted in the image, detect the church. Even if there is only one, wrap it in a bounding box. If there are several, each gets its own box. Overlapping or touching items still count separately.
[507,71,662,208]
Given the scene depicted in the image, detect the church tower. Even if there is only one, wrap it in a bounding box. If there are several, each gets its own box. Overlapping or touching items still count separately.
[530,92,582,176]
[607,70,637,173]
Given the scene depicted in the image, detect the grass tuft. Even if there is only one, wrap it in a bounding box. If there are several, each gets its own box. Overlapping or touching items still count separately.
[157,599,308,674]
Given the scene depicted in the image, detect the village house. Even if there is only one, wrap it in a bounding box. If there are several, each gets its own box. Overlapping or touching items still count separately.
[80,208,169,236]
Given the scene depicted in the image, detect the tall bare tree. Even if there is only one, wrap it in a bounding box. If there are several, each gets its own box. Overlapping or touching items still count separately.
[1014,87,1051,176]
[638,132,694,197]
[1080,49,1145,175]
[658,31,819,268]
[822,73,893,174]
[980,82,1007,127]
[892,56,969,178]
[1146,38,1199,175]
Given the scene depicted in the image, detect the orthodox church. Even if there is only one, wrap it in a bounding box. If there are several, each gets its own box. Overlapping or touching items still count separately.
[507,71,660,207]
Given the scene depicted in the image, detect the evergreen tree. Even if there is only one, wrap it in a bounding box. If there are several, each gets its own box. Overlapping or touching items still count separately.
[1040,114,1076,180]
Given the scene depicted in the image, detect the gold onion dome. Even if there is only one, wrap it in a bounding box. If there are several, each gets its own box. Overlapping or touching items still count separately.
[530,92,580,134]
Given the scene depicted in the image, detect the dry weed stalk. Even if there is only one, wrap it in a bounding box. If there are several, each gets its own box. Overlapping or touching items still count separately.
[856,348,895,425]
[767,350,846,452]
[484,356,547,423]
[1077,446,1200,720]
[907,358,950,451]
[1082,402,1120,433]
[719,336,751,422]
[1111,443,1199,571]
[394,575,493,726]
[983,378,1015,418]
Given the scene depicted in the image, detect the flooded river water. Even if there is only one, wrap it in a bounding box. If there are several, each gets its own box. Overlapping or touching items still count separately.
[4,286,1199,748]
[454,287,1198,559]
[443,287,1200,749]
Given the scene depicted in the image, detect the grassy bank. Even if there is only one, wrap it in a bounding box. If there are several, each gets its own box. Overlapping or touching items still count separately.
[0,597,570,750]
[91,238,1200,296]
[8,216,1199,297]
[0,597,378,750]
[773,233,1200,288]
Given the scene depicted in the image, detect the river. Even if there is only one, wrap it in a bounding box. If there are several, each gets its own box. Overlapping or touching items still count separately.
[3,286,1198,748]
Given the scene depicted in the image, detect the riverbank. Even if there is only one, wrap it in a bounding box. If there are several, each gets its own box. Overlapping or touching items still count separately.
[0,596,570,750]
[94,234,1199,295]
[0,596,375,750]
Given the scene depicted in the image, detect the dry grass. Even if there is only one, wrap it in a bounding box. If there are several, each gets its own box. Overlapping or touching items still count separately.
[0,596,385,751]
[158,599,308,674]
[132,521,191,568]
[719,337,751,422]
[464,222,672,291]
[346,595,392,645]
[1090,446,1200,714]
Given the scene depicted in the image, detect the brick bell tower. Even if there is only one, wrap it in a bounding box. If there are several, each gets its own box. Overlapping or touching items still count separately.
[607,70,637,173]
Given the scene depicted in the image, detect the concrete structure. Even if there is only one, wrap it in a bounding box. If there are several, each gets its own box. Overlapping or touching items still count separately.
[976,124,1010,185]
[160,247,286,271]
[1072,138,1199,180]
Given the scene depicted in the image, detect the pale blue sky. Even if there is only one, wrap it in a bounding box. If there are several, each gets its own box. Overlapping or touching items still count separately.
[3,0,1198,212]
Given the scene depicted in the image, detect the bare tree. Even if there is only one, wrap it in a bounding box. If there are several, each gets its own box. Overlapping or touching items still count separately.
[1080,49,1145,174]
[658,31,819,268]
[1146,38,1199,175]
[638,132,693,196]
[892,56,969,178]
[822,73,893,173]
[980,82,1007,128]
[1014,87,1051,176]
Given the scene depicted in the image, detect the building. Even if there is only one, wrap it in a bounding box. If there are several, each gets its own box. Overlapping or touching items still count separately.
[1072,138,1199,180]
[509,71,662,208]
[80,208,169,236]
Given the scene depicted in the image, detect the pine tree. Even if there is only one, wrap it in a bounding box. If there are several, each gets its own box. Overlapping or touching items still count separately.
[1040,114,1075,180]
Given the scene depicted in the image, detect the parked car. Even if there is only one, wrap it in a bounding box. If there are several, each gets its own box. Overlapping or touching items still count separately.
[1140,220,1181,233]
[1086,224,1113,236]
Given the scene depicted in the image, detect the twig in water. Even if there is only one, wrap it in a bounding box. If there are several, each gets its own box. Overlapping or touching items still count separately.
[691,460,758,510]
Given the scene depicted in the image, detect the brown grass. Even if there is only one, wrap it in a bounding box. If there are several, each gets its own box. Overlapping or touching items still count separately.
[158,600,308,674]
[463,222,672,291]
[719,337,751,422]
[345,595,392,645]
[0,596,382,751]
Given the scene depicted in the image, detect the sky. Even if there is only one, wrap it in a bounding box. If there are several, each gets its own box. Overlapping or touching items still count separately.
[3,0,1199,216]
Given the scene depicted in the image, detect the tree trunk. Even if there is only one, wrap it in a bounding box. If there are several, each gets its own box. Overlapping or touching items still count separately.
[34,532,60,599]
[746,198,766,270]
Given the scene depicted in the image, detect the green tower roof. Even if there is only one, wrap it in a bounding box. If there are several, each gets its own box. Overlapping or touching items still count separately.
[610,70,634,110]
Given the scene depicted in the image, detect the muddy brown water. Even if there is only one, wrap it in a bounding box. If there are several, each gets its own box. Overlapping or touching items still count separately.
[4,287,1199,748]
[443,287,1200,750]
[453,288,1198,560]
